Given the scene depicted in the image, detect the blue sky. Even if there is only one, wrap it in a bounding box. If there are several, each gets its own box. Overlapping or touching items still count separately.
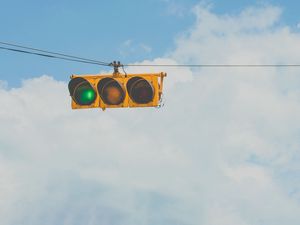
[1,0,300,86]
[1,1,300,225]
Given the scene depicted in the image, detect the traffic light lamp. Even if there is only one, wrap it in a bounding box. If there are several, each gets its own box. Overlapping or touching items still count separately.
[68,77,97,106]
[68,72,166,110]
[127,77,154,104]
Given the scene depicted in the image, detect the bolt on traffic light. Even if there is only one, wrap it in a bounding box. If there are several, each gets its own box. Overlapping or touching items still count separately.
[68,72,166,110]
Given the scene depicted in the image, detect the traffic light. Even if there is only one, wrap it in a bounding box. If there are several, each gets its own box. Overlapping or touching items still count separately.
[68,72,166,110]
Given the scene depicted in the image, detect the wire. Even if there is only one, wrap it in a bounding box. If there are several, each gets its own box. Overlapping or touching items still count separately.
[2,41,300,68]
[121,65,128,77]
[0,46,111,66]
[0,41,110,66]
[123,64,300,68]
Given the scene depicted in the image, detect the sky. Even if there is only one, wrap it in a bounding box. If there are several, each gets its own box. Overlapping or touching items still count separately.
[2,0,300,86]
[1,1,300,225]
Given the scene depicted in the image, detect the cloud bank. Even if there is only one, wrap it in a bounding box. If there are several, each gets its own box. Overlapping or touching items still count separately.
[0,4,300,225]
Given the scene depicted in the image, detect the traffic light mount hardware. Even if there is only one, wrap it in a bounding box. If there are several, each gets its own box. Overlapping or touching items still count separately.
[109,61,127,77]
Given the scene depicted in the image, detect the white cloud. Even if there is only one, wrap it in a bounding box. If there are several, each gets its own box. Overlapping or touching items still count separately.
[120,40,152,56]
[163,0,188,17]
[1,4,300,225]
[139,43,152,53]
[0,80,7,89]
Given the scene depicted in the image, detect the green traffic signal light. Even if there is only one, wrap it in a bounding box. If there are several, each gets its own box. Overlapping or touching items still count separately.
[74,84,96,105]
[68,77,97,106]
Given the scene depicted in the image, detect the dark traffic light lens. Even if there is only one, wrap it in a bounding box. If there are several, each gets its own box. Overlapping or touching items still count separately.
[68,77,97,105]
[127,77,154,104]
[97,78,125,105]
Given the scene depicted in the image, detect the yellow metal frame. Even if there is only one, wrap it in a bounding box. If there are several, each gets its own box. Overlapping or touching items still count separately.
[70,72,167,110]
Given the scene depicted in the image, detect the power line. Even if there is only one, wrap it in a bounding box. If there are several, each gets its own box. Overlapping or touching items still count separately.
[2,41,300,68]
[0,41,110,66]
[0,46,111,66]
[123,64,300,68]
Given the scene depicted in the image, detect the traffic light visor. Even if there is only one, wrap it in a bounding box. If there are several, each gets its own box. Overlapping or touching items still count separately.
[127,77,154,104]
[97,78,125,105]
[68,77,97,105]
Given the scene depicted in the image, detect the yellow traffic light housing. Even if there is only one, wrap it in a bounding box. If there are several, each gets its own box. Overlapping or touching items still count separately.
[68,71,166,110]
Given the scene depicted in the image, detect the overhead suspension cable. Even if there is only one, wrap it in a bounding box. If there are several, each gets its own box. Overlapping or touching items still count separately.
[123,64,300,68]
[0,41,111,66]
[0,46,111,66]
[2,41,300,68]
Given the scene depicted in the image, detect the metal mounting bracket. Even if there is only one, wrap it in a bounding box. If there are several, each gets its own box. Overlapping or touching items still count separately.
[110,61,122,77]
